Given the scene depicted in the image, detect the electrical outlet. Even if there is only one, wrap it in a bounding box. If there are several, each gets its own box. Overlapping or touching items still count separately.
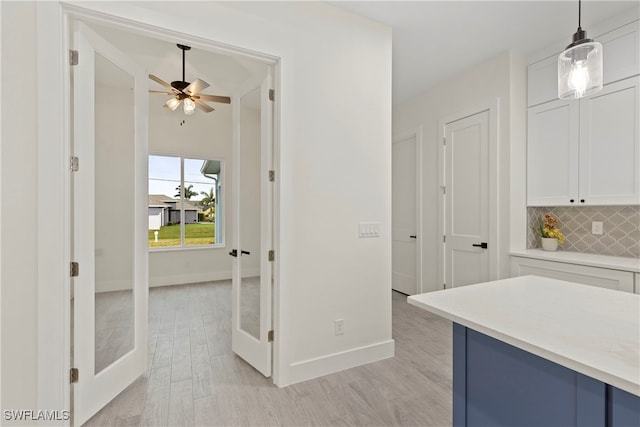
[335,319,345,336]
[592,221,603,235]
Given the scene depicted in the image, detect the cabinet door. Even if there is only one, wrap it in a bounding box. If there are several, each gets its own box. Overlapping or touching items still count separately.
[510,256,635,293]
[599,21,640,86]
[527,99,580,206]
[528,55,559,107]
[580,77,639,205]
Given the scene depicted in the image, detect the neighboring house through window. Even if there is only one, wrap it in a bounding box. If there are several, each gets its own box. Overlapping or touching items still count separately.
[148,155,223,248]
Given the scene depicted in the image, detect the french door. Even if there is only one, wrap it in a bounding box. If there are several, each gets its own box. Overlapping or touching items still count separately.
[230,70,274,376]
[72,22,148,426]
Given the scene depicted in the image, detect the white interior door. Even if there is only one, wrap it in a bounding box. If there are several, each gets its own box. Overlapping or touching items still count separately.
[231,70,273,376]
[72,22,148,426]
[444,111,490,288]
[392,134,418,295]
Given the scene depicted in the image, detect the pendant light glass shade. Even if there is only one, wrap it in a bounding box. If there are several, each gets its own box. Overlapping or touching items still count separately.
[558,40,603,99]
[557,0,603,100]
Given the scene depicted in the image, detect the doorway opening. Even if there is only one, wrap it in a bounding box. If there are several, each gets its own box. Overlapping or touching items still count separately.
[67,10,280,426]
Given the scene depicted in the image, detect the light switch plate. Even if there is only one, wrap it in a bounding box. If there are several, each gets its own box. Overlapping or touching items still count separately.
[359,222,380,238]
[592,221,603,235]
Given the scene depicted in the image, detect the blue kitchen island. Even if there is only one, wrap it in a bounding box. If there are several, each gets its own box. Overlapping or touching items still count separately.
[408,276,640,427]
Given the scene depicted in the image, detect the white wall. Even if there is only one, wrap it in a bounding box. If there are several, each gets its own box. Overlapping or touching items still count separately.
[393,51,527,292]
[1,0,393,413]
[1,1,39,417]
[147,94,235,287]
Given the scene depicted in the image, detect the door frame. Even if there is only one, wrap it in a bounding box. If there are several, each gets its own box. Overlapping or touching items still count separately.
[35,2,282,419]
[391,127,423,294]
[437,100,499,289]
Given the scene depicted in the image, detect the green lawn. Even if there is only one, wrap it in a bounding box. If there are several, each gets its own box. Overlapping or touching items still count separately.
[149,223,215,247]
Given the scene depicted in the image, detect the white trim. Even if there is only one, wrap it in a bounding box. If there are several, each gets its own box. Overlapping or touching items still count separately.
[391,127,423,294]
[0,0,3,415]
[281,339,395,387]
[438,99,500,288]
[36,3,70,424]
[271,60,282,386]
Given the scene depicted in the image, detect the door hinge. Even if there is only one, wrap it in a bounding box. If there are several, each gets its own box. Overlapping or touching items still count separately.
[69,50,79,66]
[443,235,446,243]
[70,368,79,383]
[268,89,275,101]
[267,330,274,342]
[70,262,79,277]
[70,156,79,172]
[268,170,275,182]
[443,283,446,289]
[440,185,446,195]
[442,137,446,145]
[268,250,275,262]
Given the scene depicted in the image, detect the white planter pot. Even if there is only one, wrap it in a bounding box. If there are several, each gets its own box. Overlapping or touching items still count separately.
[541,237,559,252]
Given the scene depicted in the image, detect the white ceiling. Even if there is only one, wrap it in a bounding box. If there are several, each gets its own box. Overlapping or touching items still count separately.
[90,21,268,99]
[90,1,637,107]
[331,1,638,104]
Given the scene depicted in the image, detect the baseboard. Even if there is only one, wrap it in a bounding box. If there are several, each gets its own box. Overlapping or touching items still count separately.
[149,271,232,287]
[95,279,133,293]
[279,339,395,386]
[148,268,262,288]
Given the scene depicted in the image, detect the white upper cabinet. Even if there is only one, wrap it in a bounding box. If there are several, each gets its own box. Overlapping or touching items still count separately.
[527,99,579,206]
[579,77,640,205]
[528,20,639,107]
[599,21,640,85]
[527,55,559,107]
[528,76,639,206]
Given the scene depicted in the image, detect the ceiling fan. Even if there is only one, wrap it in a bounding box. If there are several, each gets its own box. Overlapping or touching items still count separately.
[149,44,231,115]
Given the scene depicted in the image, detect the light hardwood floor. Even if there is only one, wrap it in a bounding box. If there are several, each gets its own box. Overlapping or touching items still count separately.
[84,282,452,426]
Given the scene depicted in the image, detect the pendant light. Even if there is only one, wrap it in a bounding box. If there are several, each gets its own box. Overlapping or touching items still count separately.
[558,0,603,99]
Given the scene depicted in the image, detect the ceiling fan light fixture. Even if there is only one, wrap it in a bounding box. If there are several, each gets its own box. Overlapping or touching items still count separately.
[183,98,196,115]
[149,44,231,116]
[557,0,603,100]
[166,97,181,111]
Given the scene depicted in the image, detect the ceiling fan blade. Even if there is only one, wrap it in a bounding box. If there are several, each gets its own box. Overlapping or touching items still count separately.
[150,90,175,95]
[195,94,231,104]
[165,97,182,111]
[193,99,215,113]
[149,74,180,94]
[184,78,210,96]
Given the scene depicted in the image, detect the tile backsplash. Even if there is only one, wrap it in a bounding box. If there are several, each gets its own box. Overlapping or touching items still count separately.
[527,206,640,258]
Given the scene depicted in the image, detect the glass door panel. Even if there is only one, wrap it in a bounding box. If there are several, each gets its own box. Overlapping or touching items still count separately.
[239,87,262,340]
[93,52,135,374]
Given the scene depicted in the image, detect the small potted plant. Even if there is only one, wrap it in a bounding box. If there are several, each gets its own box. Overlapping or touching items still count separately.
[537,214,565,251]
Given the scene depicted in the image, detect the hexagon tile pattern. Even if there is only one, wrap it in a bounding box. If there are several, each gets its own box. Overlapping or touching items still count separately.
[527,206,640,258]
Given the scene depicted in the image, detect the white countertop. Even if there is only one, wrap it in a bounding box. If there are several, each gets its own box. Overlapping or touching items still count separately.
[408,275,640,396]
[510,249,640,273]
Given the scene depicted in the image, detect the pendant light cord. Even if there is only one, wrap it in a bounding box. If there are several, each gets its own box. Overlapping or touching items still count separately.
[578,0,582,30]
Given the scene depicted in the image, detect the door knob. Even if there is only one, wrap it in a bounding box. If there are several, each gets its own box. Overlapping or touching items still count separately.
[229,249,238,257]
[241,250,251,255]
[472,242,488,249]
[409,235,417,239]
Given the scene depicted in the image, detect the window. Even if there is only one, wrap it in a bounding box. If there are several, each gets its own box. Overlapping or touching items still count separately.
[148,155,223,248]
